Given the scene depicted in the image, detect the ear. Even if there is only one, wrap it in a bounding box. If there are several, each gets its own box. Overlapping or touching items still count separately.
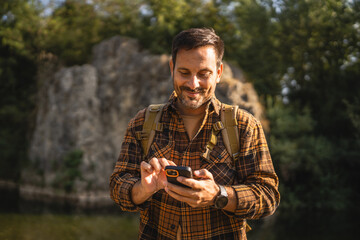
[169,59,174,77]
[216,63,223,83]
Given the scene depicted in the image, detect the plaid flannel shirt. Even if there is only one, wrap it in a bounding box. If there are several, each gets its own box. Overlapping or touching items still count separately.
[110,93,280,240]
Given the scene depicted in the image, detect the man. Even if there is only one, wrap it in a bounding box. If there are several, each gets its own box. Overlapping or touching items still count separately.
[110,28,280,240]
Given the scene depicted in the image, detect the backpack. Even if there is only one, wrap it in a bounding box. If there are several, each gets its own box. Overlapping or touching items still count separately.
[135,103,252,232]
[136,103,240,163]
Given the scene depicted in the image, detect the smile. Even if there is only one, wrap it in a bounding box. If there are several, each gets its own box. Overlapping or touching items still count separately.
[180,86,205,97]
[185,90,201,98]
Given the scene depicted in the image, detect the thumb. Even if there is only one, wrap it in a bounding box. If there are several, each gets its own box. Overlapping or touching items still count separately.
[194,169,213,180]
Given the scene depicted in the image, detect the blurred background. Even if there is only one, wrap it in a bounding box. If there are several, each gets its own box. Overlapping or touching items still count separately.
[0,0,359,239]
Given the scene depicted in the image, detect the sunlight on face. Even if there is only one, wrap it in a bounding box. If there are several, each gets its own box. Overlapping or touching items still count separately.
[171,46,222,114]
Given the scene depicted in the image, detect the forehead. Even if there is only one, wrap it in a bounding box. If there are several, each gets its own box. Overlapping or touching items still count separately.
[175,46,217,70]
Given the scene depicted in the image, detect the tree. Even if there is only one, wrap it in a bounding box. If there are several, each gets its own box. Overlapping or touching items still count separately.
[274,0,360,138]
[266,0,360,212]
[0,0,42,180]
[43,0,102,65]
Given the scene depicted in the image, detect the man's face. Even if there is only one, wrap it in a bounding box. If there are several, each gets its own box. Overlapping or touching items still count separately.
[170,46,223,113]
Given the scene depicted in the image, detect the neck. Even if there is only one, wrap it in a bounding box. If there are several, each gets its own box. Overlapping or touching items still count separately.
[175,101,208,116]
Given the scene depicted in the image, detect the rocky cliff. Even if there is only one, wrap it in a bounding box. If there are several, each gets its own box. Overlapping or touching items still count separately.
[24,36,265,206]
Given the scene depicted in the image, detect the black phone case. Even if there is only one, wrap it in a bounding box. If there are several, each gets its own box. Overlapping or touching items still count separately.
[165,166,193,188]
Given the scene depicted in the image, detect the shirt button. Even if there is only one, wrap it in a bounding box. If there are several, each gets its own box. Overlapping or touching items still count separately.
[171,224,176,229]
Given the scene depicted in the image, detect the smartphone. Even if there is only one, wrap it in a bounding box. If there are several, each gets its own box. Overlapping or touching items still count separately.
[165,166,193,188]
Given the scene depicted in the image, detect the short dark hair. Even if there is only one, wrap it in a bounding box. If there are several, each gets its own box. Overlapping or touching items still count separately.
[171,28,224,68]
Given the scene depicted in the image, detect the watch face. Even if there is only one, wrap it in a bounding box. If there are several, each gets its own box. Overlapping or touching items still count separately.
[215,195,229,209]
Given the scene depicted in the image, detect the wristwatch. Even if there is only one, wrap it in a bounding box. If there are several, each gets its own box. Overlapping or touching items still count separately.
[214,185,228,209]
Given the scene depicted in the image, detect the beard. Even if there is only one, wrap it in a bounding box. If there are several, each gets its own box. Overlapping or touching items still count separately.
[178,86,208,109]
[173,77,212,110]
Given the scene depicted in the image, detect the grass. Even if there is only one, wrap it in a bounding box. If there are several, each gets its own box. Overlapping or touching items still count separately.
[0,210,357,240]
[0,213,139,240]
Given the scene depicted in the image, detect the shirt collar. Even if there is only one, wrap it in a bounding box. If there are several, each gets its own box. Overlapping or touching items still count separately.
[166,91,221,116]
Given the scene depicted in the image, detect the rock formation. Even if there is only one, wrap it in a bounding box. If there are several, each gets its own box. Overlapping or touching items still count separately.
[24,36,265,206]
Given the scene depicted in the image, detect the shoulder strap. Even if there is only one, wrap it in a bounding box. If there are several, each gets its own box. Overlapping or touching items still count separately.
[221,104,251,231]
[140,103,240,161]
[220,104,240,161]
[136,104,165,157]
[202,104,240,162]
[201,104,250,230]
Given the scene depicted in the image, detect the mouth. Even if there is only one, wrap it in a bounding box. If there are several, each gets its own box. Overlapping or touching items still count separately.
[185,90,200,98]
[181,87,204,98]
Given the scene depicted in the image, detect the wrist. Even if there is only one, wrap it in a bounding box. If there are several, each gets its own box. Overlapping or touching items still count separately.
[132,180,154,205]
[139,180,157,196]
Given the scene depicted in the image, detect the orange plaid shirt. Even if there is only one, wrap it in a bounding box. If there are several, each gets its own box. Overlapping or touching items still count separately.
[110,94,280,240]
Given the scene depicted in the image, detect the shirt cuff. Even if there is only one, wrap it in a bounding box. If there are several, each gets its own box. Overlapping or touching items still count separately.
[231,185,259,219]
[119,177,150,211]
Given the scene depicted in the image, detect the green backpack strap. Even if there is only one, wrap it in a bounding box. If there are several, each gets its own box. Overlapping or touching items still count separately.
[220,104,240,161]
[201,121,224,160]
[201,103,250,231]
[221,104,251,232]
[202,103,240,162]
[136,104,165,157]
[139,103,240,161]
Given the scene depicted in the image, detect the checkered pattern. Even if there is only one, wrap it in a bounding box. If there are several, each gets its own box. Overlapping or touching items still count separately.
[110,93,280,240]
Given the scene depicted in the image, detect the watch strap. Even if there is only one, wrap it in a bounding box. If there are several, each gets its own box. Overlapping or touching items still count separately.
[218,185,227,197]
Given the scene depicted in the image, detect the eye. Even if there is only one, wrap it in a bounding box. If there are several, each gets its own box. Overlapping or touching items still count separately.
[179,71,190,77]
[198,71,211,79]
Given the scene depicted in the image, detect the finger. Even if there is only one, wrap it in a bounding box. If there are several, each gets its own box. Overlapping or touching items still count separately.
[177,177,210,190]
[165,185,201,208]
[177,176,197,189]
[158,158,170,168]
[166,181,196,197]
[165,185,183,200]
[149,157,162,173]
[158,158,177,167]
[193,169,214,180]
[167,160,177,166]
[140,161,153,173]
[165,183,193,198]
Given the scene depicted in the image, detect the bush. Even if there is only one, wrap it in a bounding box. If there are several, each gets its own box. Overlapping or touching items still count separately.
[52,150,83,193]
[267,97,352,212]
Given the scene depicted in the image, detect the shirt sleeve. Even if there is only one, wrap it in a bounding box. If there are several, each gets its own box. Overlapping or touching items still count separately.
[109,109,150,212]
[230,112,280,219]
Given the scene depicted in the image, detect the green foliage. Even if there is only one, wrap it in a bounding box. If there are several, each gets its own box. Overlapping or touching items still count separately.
[273,0,360,138]
[52,150,83,193]
[0,0,43,58]
[0,0,40,181]
[229,0,281,96]
[96,0,146,40]
[42,0,102,65]
[268,97,353,212]
[344,97,360,138]
[263,1,360,213]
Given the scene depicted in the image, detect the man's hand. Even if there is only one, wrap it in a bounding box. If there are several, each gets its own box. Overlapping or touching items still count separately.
[140,157,176,194]
[165,169,220,208]
[132,158,175,205]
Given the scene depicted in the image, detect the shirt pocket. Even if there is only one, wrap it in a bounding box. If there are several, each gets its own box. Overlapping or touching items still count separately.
[146,130,173,161]
[203,144,237,185]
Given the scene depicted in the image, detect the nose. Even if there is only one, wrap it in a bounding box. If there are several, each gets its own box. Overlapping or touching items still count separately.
[187,75,200,89]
